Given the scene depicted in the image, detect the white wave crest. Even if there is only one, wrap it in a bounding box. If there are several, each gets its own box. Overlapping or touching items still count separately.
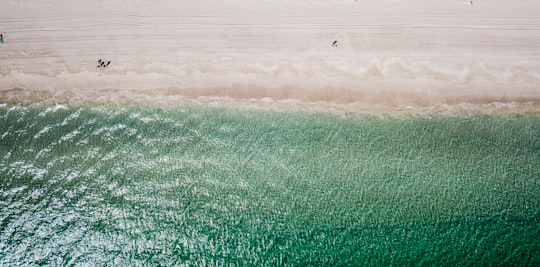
[33,126,52,139]
[38,104,69,117]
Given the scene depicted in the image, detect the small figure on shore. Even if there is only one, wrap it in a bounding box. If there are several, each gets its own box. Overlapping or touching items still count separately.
[332,40,338,47]
[97,59,111,68]
[0,34,4,44]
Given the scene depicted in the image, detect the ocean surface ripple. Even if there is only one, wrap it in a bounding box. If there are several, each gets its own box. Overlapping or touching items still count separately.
[1,103,539,265]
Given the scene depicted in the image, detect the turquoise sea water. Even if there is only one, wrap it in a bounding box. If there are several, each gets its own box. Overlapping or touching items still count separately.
[1,103,539,266]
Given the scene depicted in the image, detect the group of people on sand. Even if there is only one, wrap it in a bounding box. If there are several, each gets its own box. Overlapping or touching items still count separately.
[97,59,111,68]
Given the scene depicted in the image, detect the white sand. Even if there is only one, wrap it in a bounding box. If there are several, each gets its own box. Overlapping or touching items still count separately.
[1,0,540,112]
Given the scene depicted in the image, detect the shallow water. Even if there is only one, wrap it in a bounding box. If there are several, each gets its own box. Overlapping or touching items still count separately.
[1,103,539,265]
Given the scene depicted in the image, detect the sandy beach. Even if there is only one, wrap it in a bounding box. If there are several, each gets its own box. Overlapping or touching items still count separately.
[2,2,540,265]
[1,0,540,112]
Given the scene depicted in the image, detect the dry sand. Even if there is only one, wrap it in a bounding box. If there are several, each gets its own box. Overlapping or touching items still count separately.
[1,0,540,113]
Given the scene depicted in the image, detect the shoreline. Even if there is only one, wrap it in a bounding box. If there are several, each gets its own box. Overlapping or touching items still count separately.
[2,86,539,115]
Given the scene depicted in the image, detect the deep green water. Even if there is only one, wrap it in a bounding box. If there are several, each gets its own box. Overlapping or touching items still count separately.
[1,103,539,266]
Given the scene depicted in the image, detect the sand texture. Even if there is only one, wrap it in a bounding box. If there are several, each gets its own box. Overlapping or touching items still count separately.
[1,0,540,112]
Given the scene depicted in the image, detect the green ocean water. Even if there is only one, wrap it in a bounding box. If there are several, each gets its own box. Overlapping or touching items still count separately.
[0,103,539,266]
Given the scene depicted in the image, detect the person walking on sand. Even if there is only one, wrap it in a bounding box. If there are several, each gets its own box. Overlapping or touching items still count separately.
[0,34,4,44]
[97,59,111,68]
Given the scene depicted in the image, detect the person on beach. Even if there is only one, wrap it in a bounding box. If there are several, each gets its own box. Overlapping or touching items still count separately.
[332,40,338,47]
[97,59,111,68]
[0,34,4,44]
